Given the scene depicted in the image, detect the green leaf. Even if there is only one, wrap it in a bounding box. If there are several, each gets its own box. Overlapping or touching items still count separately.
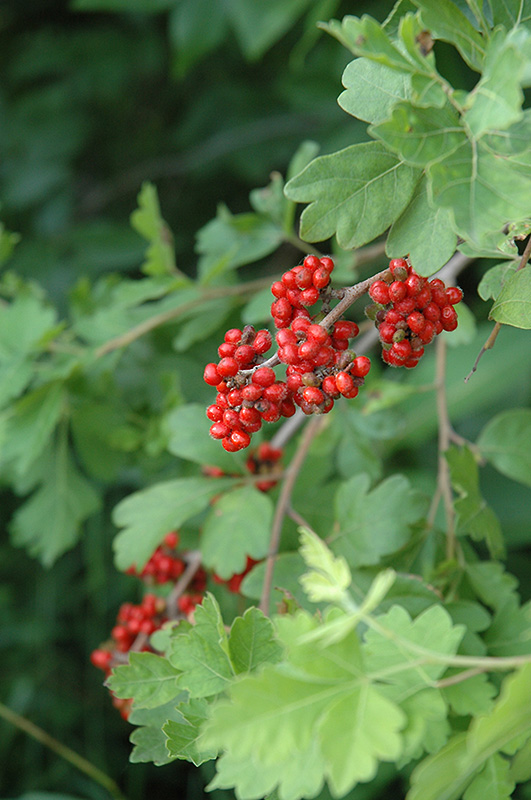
[107,652,181,709]
[318,686,404,796]
[407,732,474,800]
[163,697,217,766]
[441,670,496,717]
[72,0,174,12]
[399,689,450,764]
[467,663,531,760]
[478,261,519,301]
[323,14,418,71]
[411,0,486,70]
[484,598,531,656]
[0,292,57,359]
[225,0,311,61]
[128,700,185,765]
[386,176,457,275]
[510,735,531,782]
[463,754,515,800]
[200,486,273,579]
[10,443,100,566]
[165,403,245,473]
[203,611,405,799]
[284,142,421,249]
[0,221,20,265]
[446,445,504,557]
[465,561,520,612]
[240,551,310,609]
[130,182,177,277]
[428,138,531,245]
[112,476,236,571]
[196,206,283,283]
[463,29,525,138]
[489,268,531,329]
[371,103,466,168]
[168,594,234,697]
[0,382,64,478]
[338,58,412,124]
[487,0,531,29]
[363,604,465,692]
[168,0,228,77]
[228,607,283,674]
[298,527,352,604]
[331,473,428,567]
[477,409,531,487]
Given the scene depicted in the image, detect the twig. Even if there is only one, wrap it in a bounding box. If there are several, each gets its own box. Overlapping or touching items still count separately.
[435,667,485,689]
[465,235,531,382]
[165,550,204,618]
[434,336,457,562]
[0,701,128,800]
[259,416,325,615]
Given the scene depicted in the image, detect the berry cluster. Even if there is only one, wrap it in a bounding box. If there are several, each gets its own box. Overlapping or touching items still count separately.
[204,255,372,452]
[126,531,185,584]
[368,258,463,368]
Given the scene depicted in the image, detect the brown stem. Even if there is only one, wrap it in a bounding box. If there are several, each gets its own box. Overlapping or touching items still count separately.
[165,550,204,618]
[434,336,457,562]
[95,277,272,358]
[259,416,325,615]
[465,235,531,382]
[0,702,128,800]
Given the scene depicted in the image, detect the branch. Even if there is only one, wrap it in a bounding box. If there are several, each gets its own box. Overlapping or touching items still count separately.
[259,415,325,615]
[0,701,128,800]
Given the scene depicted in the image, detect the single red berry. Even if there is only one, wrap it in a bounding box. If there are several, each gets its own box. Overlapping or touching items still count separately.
[314,346,333,366]
[222,436,240,452]
[91,648,113,670]
[164,531,179,548]
[415,285,432,309]
[319,256,334,273]
[369,280,390,305]
[423,302,441,322]
[307,323,330,345]
[253,329,272,354]
[405,273,424,296]
[271,297,292,321]
[333,320,359,339]
[300,287,320,306]
[419,320,436,344]
[203,363,222,385]
[234,345,256,366]
[429,279,448,307]
[217,357,239,378]
[389,258,408,273]
[388,281,407,303]
[218,342,236,358]
[252,367,276,387]
[352,356,371,377]
[210,422,231,440]
[304,255,320,270]
[379,322,396,344]
[322,375,340,397]
[230,430,251,450]
[303,386,324,405]
[335,371,355,395]
[392,339,412,361]
[280,398,296,417]
[206,404,223,422]
[446,286,463,305]
[271,281,286,298]
[441,305,458,331]
[312,267,330,289]
[242,383,263,402]
[295,267,313,289]
[224,328,242,344]
[406,311,425,335]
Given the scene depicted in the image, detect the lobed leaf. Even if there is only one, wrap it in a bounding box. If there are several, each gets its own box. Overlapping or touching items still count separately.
[107,652,181,709]
[163,697,217,766]
[477,409,531,487]
[489,268,531,329]
[338,58,412,124]
[284,142,420,249]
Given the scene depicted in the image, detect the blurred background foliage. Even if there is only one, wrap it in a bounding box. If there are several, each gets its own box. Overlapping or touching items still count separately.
[0,1,530,799]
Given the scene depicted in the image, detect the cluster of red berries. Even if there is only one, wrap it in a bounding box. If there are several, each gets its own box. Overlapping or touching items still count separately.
[204,255,372,451]
[126,531,185,583]
[368,258,463,368]
[204,325,295,453]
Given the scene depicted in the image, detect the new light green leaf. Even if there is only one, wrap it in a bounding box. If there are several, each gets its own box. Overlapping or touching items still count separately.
[464,29,525,137]
[399,689,449,764]
[338,57,412,124]
[200,486,273,578]
[489,268,531,329]
[107,651,181,709]
[228,607,283,674]
[331,473,428,567]
[284,142,420,249]
[446,445,504,557]
[323,14,415,70]
[112,476,235,571]
[412,0,486,70]
[163,697,217,766]
[168,594,234,697]
[298,527,352,604]
[319,686,405,796]
[477,409,531,487]
[386,176,457,275]
[363,604,465,691]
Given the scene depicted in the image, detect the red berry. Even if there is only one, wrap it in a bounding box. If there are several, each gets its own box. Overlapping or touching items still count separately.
[335,371,355,395]
[446,286,463,305]
[230,430,251,450]
[252,367,276,387]
[333,320,359,339]
[322,375,340,397]
[352,356,371,377]
[242,383,263,402]
[300,287,320,306]
[303,386,324,405]
[295,267,313,289]
[206,404,223,422]
[388,281,407,303]
[210,422,230,439]
[224,328,242,344]
[204,363,222,385]
[423,302,441,322]
[217,357,239,378]
[271,281,286,298]
[234,345,256,365]
[164,531,179,548]
[312,267,330,289]
[319,256,334,273]
[369,280,390,305]
[441,305,458,331]
[406,311,425,335]
[91,648,113,670]
[303,255,320,270]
